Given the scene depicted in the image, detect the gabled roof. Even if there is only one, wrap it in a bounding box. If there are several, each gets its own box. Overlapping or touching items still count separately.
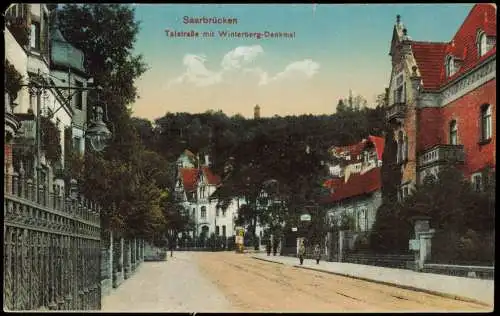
[321,167,382,204]
[411,4,497,91]
[411,42,448,90]
[367,135,385,161]
[201,166,221,186]
[179,168,199,192]
[179,167,221,192]
[330,135,385,161]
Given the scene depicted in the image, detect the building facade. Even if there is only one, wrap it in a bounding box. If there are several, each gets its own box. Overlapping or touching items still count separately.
[175,153,242,239]
[323,136,384,232]
[5,4,90,195]
[174,152,266,242]
[386,4,496,199]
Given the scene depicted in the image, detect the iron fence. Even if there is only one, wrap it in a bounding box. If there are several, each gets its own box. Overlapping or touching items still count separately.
[4,172,101,311]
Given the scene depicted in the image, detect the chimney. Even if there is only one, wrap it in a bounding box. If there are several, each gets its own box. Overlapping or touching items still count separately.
[204,154,210,167]
[254,104,261,119]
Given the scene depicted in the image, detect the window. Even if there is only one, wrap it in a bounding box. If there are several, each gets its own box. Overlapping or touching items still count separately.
[201,206,207,218]
[222,209,226,217]
[360,208,368,231]
[399,184,411,201]
[445,56,455,77]
[393,74,405,104]
[449,120,458,145]
[478,32,488,57]
[471,173,483,192]
[397,131,404,164]
[395,86,403,103]
[72,137,81,154]
[480,104,492,142]
[222,225,226,236]
[403,186,409,198]
[41,12,48,54]
[215,226,220,236]
[30,21,41,50]
[192,208,195,217]
[74,80,83,110]
[216,208,219,217]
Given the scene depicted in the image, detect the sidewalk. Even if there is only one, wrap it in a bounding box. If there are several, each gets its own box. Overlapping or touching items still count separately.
[252,254,494,306]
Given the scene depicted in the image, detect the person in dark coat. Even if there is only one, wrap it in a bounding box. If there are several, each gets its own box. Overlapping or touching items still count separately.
[314,243,321,264]
[266,238,272,256]
[298,240,306,265]
[169,240,175,257]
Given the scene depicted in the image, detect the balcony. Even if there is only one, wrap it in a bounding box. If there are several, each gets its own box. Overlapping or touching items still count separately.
[386,102,407,122]
[418,144,465,168]
[5,5,30,48]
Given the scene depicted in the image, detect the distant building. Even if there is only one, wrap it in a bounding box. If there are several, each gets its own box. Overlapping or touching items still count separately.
[322,136,385,232]
[326,135,384,182]
[385,4,496,200]
[254,104,261,119]
[174,153,243,239]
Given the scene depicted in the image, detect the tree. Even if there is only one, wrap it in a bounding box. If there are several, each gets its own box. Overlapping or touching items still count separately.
[371,166,495,255]
[57,5,166,239]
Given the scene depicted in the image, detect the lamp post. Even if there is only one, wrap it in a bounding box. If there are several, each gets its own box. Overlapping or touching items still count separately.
[23,70,113,201]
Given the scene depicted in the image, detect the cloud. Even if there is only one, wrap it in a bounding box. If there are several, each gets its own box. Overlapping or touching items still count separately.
[258,59,320,85]
[167,46,320,88]
[221,45,264,71]
[168,54,222,87]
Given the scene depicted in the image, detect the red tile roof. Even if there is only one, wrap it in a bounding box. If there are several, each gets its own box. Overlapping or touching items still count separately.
[202,166,221,186]
[323,178,343,189]
[321,167,382,204]
[412,4,497,91]
[367,135,385,161]
[179,167,221,192]
[331,135,385,162]
[179,168,199,192]
[411,42,448,90]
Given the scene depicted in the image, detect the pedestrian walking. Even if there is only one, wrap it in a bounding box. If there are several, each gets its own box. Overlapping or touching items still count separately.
[266,239,272,256]
[298,240,306,265]
[169,241,174,257]
[314,243,321,264]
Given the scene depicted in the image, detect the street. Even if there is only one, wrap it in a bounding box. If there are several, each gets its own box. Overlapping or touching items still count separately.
[102,251,489,312]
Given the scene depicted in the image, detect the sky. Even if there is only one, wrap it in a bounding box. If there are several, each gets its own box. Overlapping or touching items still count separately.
[130,3,474,120]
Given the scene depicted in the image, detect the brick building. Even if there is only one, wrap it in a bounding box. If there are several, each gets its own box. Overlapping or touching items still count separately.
[386,4,496,200]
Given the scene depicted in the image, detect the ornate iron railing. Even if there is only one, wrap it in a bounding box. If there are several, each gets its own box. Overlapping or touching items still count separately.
[386,102,407,121]
[3,172,101,311]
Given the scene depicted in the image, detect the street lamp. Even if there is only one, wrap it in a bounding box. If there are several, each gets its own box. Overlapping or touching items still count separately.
[25,71,113,153]
[22,71,113,201]
[84,105,112,152]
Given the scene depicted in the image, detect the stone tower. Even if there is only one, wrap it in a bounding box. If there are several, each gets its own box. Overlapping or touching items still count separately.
[254,104,260,119]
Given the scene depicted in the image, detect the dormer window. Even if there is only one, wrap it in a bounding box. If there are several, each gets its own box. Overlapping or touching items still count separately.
[445,56,455,77]
[477,30,488,57]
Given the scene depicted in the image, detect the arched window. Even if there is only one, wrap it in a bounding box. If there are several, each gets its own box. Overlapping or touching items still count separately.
[477,31,488,57]
[480,104,492,142]
[449,120,458,145]
[445,56,455,77]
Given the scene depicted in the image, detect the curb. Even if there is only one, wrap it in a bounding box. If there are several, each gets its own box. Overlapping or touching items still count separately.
[252,256,285,265]
[291,264,492,307]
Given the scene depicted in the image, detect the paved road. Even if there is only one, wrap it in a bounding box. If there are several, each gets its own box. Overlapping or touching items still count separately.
[102,251,490,312]
[101,252,233,312]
